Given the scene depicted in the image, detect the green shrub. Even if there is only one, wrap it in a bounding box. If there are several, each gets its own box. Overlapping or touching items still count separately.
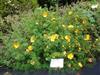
[92,2,100,53]
[0,15,20,33]
[74,1,100,53]
[37,0,97,8]
[0,2,99,71]
[0,0,38,33]
[0,0,38,17]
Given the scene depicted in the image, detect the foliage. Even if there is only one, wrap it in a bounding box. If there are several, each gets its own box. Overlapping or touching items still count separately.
[37,0,97,8]
[92,2,100,53]
[0,0,38,17]
[0,15,20,33]
[0,0,38,33]
[74,1,100,53]
[1,2,99,71]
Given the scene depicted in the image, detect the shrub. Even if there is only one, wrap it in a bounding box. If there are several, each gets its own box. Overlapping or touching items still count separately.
[0,2,99,71]
[73,1,100,54]
[0,0,38,33]
[0,15,20,33]
[0,0,38,17]
[37,0,95,8]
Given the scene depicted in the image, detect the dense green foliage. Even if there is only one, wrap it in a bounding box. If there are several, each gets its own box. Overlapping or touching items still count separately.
[0,0,38,33]
[0,0,38,17]
[0,2,99,71]
[0,0,100,72]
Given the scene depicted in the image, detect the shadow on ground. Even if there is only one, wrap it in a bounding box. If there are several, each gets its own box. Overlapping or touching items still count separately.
[0,60,100,75]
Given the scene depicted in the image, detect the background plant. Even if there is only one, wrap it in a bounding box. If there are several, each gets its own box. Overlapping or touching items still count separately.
[0,0,38,17]
[0,0,38,35]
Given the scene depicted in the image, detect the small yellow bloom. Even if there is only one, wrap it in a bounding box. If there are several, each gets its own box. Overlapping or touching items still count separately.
[68,25,74,29]
[51,17,56,21]
[82,20,87,24]
[65,35,71,43]
[43,12,48,17]
[28,45,33,50]
[68,11,73,15]
[13,41,20,49]
[78,62,83,68]
[67,53,74,60]
[30,60,35,65]
[36,22,39,25]
[62,24,66,28]
[63,51,67,55]
[46,45,48,49]
[84,34,91,41]
[96,38,99,41]
[44,34,48,38]
[30,35,35,43]
[62,45,65,48]
[75,29,80,34]
[88,58,93,63]
[78,47,81,51]
[26,45,33,52]
[49,34,59,42]
[68,64,71,68]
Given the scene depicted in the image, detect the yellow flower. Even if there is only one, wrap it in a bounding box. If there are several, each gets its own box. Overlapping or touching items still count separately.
[69,46,71,48]
[51,17,56,21]
[26,45,33,52]
[36,22,39,25]
[44,34,48,38]
[63,51,67,56]
[30,35,35,43]
[78,62,83,68]
[62,24,66,28]
[88,58,93,63]
[65,35,71,43]
[96,38,99,41]
[42,12,48,17]
[28,45,33,50]
[49,34,59,42]
[84,34,91,41]
[82,20,87,24]
[75,29,80,34]
[67,53,74,60]
[30,60,35,65]
[78,47,81,51]
[62,45,64,47]
[62,45,65,48]
[68,25,74,29]
[13,41,20,49]
[68,11,73,15]
[68,64,71,68]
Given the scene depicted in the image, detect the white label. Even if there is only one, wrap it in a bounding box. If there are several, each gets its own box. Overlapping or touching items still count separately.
[50,58,64,68]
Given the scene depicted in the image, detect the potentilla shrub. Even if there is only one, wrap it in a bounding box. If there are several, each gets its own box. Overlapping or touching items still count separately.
[72,1,100,54]
[1,5,99,71]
